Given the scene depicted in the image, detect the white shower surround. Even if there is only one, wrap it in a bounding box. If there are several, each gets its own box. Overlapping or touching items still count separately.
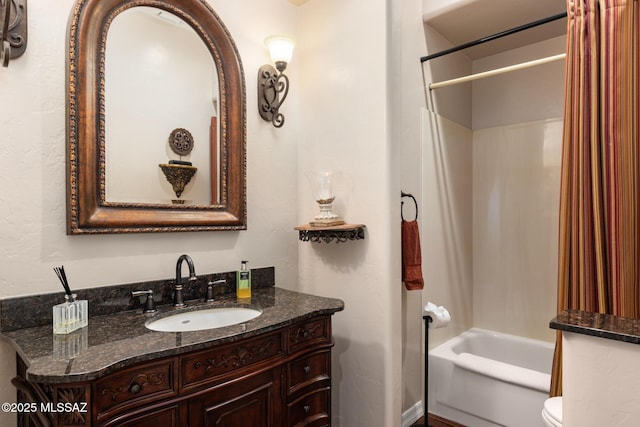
[421,113,562,345]
[472,118,562,342]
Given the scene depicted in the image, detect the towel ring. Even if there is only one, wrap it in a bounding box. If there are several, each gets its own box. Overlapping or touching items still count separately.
[401,191,418,221]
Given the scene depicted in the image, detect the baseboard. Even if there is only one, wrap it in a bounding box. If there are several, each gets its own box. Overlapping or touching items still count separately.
[402,401,423,427]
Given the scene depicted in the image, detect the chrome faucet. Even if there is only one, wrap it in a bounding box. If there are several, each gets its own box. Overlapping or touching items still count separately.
[174,254,196,307]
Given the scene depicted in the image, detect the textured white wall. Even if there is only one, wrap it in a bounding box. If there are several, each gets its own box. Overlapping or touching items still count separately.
[397,0,433,419]
[0,1,300,426]
[296,0,402,425]
[563,333,640,426]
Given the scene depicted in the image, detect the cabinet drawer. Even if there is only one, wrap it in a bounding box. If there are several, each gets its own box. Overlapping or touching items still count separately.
[287,316,330,354]
[287,387,330,427]
[287,350,331,396]
[98,403,180,427]
[181,331,284,389]
[94,358,177,418]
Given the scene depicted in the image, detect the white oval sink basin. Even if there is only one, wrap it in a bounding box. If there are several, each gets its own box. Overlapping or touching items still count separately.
[146,307,262,332]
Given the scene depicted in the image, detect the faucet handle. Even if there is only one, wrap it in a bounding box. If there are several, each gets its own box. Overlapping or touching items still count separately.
[132,290,157,313]
[206,279,226,302]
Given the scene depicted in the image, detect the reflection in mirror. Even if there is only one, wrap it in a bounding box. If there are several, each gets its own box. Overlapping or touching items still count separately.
[105,7,219,205]
[66,0,246,234]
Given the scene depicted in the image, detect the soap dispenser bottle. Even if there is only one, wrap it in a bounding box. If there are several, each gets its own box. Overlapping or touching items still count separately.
[236,260,251,299]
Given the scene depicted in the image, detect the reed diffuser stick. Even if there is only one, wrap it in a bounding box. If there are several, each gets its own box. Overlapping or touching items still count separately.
[53,266,74,301]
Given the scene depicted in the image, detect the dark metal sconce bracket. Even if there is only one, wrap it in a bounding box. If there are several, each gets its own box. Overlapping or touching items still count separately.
[258,64,289,128]
[1,0,27,68]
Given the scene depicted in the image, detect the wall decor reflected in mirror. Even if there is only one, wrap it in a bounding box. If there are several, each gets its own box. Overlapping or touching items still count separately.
[159,128,199,204]
[66,0,246,234]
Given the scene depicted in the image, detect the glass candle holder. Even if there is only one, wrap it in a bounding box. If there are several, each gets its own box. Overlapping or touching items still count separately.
[53,294,88,335]
[306,170,345,226]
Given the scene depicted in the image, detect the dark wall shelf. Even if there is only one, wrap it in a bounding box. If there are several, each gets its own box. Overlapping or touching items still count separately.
[295,224,366,243]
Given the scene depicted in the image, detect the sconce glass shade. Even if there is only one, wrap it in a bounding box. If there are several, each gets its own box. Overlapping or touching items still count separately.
[265,35,295,67]
[258,35,295,128]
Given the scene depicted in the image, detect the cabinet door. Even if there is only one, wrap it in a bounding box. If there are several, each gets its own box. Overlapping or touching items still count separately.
[188,369,281,427]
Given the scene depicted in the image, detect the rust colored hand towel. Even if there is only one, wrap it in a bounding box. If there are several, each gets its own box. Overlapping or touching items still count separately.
[402,220,424,290]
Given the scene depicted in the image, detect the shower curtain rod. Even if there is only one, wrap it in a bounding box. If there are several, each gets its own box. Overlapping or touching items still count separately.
[420,12,567,63]
[429,52,566,90]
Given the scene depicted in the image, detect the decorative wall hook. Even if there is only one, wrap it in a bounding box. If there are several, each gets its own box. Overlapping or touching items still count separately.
[0,0,27,68]
[258,36,295,128]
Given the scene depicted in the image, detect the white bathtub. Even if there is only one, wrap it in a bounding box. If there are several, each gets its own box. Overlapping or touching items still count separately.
[428,328,554,427]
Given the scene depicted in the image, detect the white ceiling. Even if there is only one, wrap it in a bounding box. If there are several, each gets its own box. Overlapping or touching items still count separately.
[423,0,567,59]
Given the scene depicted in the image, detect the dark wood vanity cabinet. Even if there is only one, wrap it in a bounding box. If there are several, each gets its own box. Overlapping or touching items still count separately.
[15,315,333,427]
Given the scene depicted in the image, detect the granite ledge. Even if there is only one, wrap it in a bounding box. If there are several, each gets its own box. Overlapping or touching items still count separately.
[550,309,640,345]
[0,287,344,384]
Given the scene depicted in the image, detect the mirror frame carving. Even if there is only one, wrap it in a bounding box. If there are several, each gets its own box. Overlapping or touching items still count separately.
[66,0,246,234]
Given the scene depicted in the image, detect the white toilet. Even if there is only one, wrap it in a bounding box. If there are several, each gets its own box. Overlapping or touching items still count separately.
[542,396,563,427]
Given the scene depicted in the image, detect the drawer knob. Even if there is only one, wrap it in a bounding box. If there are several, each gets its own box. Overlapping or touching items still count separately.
[303,365,311,375]
[303,404,311,414]
[130,383,142,394]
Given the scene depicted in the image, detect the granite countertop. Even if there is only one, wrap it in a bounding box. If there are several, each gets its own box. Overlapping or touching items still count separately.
[550,309,640,345]
[0,287,344,384]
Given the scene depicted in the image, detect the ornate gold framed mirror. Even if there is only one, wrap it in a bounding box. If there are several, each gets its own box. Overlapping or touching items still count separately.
[66,0,246,234]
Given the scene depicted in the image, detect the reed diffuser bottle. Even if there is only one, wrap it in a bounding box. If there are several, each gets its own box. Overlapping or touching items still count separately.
[53,266,88,334]
[53,294,88,334]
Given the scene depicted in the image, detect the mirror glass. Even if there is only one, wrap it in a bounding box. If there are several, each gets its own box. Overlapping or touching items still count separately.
[66,0,246,234]
[104,7,219,206]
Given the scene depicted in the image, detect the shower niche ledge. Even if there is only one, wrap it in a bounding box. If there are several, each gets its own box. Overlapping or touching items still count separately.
[295,224,366,243]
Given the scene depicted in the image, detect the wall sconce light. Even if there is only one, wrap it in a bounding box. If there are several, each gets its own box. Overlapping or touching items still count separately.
[258,35,295,128]
[1,0,28,68]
